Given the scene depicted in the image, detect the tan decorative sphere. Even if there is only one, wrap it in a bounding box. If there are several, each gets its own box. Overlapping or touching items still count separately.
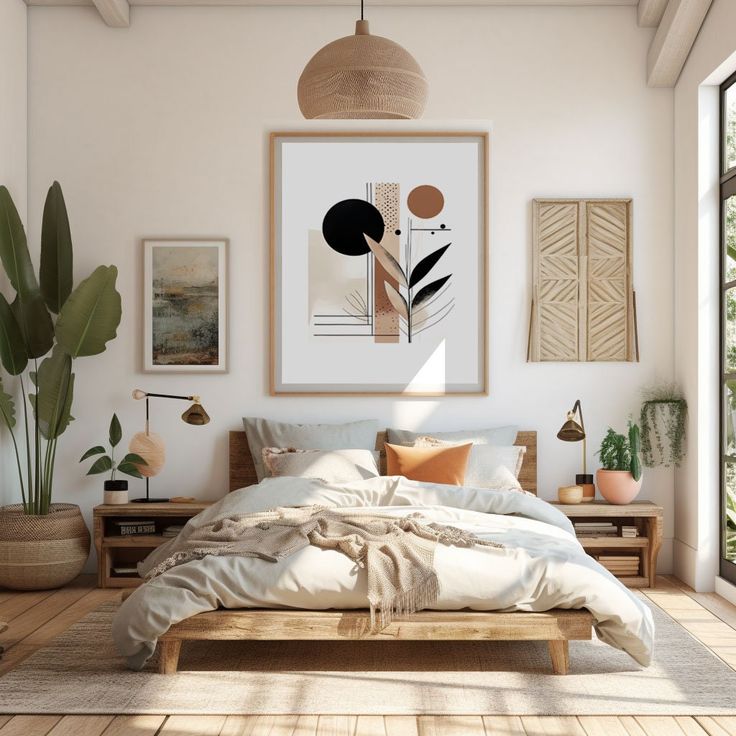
[129,431,166,478]
[297,20,427,120]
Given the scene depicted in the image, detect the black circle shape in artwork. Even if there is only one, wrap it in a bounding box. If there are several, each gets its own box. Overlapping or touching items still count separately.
[322,199,385,257]
[395,229,401,236]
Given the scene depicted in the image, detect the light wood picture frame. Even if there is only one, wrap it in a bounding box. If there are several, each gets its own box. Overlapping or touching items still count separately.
[143,238,228,373]
[270,131,489,396]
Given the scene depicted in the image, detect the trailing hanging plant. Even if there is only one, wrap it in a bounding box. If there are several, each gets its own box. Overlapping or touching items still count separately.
[0,182,121,515]
[639,382,687,468]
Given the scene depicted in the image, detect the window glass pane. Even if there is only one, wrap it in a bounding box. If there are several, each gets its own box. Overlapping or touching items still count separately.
[726,461,736,562]
[726,383,736,457]
[725,287,736,371]
[726,84,736,172]
[726,196,736,281]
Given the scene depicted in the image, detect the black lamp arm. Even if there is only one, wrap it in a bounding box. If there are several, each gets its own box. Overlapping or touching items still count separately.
[570,399,585,433]
[144,392,196,401]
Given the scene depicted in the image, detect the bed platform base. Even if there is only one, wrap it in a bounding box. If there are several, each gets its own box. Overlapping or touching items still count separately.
[156,608,593,676]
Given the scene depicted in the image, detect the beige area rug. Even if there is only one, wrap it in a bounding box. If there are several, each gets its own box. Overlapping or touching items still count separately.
[1,598,735,715]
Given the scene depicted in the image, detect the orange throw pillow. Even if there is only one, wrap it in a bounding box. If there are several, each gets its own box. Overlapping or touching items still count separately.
[385,442,473,486]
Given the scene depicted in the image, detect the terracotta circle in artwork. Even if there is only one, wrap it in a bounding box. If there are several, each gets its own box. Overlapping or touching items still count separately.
[407,185,444,219]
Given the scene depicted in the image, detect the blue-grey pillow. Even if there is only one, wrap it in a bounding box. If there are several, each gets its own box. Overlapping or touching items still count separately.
[243,417,379,482]
[386,425,519,447]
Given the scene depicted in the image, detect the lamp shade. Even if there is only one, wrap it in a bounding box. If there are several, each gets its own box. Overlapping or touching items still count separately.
[557,417,585,442]
[297,20,427,120]
[182,402,210,426]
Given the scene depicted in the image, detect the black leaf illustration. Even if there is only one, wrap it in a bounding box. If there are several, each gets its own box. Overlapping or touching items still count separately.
[409,243,451,288]
[411,275,452,312]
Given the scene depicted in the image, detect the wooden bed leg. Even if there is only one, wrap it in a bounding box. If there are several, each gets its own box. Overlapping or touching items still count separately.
[547,640,569,675]
[158,639,181,674]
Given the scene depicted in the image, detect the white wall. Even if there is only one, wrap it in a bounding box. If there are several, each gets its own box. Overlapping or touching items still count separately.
[673,0,736,591]
[0,0,27,503]
[18,4,675,572]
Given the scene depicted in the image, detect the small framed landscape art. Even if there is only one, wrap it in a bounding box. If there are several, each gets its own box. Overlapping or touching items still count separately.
[270,131,488,395]
[143,239,228,373]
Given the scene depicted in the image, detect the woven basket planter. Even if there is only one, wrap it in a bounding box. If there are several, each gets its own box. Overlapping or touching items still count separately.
[0,504,90,590]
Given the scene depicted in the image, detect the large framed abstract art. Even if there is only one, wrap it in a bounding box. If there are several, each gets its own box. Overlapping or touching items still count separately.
[143,239,228,373]
[270,132,488,395]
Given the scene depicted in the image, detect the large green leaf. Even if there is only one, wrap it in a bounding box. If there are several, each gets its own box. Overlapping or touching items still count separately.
[0,376,16,431]
[33,345,75,440]
[0,187,54,358]
[86,455,113,475]
[40,181,73,314]
[109,413,122,448]
[80,446,105,462]
[0,293,27,375]
[55,265,121,358]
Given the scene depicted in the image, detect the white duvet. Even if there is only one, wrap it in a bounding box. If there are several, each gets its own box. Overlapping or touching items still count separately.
[113,476,654,670]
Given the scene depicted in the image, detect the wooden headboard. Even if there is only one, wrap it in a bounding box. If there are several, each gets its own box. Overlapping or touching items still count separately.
[229,430,538,495]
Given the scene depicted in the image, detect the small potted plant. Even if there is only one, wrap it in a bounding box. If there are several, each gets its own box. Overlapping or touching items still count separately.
[596,421,643,505]
[80,414,146,504]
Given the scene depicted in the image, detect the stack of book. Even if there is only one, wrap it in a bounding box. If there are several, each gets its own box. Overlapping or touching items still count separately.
[597,555,640,576]
[573,522,617,538]
[162,524,185,538]
[113,519,156,536]
[621,525,638,538]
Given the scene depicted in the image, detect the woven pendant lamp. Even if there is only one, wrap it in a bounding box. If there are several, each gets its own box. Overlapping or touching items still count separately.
[297,1,427,120]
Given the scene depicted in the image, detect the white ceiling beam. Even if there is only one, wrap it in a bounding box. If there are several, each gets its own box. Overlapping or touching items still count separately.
[647,0,712,87]
[92,0,129,25]
[637,0,668,27]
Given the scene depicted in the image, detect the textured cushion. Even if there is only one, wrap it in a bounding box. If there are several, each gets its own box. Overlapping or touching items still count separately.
[386,425,518,447]
[414,436,526,482]
[243,417,379,481]
[385,442,472,486]
[262,448,380,483]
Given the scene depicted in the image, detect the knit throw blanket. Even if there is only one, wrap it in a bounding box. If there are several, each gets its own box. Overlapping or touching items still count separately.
[142,506,503,629]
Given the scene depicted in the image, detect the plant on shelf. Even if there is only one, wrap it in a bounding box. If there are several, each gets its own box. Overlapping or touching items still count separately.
[596,421,643,505]
[639,382,687,468]
[80,413,147,490]
[0,182,122,590]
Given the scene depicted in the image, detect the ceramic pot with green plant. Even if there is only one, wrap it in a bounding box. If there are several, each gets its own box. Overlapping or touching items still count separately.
[0,182,122,589]
[596,421,643,505]
[80,414,146,504]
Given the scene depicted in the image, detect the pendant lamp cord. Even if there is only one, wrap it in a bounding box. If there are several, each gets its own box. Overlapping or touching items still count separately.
[360,0,364,20]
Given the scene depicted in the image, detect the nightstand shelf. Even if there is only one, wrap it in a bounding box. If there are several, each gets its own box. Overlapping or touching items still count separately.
[552,500,663,588]
[94,502,211,588]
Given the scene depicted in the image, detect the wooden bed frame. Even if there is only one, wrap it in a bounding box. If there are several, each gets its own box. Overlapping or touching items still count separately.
[155,430,593,675]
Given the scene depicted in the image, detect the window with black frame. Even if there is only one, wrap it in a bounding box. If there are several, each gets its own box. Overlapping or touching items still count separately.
[721,71,736,584]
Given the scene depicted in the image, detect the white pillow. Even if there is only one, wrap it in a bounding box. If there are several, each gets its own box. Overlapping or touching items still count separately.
[243,417,378,481]
[388,425,518,447]
[262,448,380,483]
[413,436,526,489]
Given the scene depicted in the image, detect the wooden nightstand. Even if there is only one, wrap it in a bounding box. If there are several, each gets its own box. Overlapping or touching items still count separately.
[93,502,211,588]
[552,500,663,588]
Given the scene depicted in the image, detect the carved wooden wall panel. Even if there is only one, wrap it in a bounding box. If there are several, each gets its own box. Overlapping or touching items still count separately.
[530,198,635,363]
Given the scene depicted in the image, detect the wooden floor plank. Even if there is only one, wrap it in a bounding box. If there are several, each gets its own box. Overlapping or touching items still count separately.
[634,716,697,735]
[1,577,97,653]
[0,587,119,676]
[221,715,302,736]
[100,715,166,736]
[0,720,9,731]
[356,716,386,736]
[521,716,586,736]
[0,589,57,622]
[315,716,358,736]
[481,716,527,735]
[0,715,61,736]
[417,717,485,736]
[675,717,711,735]
[160,716,226,735]
[578,716,631,735]
[292,716,319,736]
[697,717,736,736]
[47,716,115,736]
[384,716,419,736]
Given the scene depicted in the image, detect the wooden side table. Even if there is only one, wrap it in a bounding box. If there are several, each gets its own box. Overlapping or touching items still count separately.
[93,502,210,588]
[552,500,663,588]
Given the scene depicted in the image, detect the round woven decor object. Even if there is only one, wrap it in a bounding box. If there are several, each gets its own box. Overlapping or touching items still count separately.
[297,20,427,120]
[0,504,90,590]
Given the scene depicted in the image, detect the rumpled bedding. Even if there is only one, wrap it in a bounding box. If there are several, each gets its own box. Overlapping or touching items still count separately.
[112,476,654,670]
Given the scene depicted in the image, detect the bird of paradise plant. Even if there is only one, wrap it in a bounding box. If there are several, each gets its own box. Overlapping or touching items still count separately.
[0,182,122,515]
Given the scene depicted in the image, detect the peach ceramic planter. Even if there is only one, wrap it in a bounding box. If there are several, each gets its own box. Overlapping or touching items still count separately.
[595,469,642,505]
